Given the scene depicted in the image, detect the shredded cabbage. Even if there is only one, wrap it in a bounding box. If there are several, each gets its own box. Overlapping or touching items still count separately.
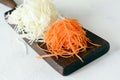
[7,0,60,43]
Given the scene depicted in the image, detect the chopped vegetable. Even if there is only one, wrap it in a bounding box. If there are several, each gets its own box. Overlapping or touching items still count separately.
[7,0,99,61]
[37,18,99,61]
[7,0,60,43]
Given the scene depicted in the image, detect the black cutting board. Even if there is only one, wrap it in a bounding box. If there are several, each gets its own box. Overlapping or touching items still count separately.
[4,9,110,76]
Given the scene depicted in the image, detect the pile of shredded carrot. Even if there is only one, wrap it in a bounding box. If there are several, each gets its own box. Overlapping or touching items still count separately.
[37,18,99,62]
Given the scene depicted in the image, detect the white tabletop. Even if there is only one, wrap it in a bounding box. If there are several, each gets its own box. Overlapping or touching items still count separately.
[0,0,120,80]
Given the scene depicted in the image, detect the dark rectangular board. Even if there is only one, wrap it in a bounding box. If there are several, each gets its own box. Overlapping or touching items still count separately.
[4,9,110,76]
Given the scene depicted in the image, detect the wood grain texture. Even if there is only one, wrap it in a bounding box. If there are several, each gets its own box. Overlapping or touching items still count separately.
[0,0,16,8]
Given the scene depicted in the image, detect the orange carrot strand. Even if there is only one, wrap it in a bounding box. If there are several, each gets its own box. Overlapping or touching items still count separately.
[37,18,99,62]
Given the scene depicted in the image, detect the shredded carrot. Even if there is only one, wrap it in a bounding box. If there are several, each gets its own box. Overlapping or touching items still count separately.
[37,18,99,61]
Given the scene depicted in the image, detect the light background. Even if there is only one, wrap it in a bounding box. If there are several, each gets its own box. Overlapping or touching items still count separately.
[0,0,120,80]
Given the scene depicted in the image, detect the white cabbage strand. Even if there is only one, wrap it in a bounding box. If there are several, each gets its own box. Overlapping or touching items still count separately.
[7,0,60,43]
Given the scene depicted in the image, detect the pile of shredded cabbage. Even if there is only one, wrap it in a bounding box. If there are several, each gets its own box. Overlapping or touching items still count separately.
[7,0,60,43]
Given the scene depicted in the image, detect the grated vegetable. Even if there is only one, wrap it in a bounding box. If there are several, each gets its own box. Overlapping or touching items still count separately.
[7,0,60,43]
[37,18,100,61]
